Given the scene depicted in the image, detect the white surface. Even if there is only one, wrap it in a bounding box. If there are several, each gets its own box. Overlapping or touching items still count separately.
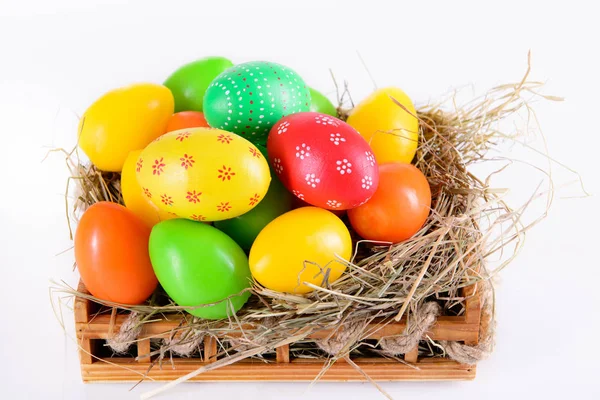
[1,0,599,399]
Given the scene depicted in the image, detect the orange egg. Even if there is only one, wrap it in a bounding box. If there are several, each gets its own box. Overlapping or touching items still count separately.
[165,111,209,132]
[348,163,431,243]
[74,202,158,304]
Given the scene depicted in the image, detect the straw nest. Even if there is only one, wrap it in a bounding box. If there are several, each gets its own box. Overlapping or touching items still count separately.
[52,57,559,387]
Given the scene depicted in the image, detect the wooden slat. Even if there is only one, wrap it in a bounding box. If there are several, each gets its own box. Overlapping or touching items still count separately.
[137,339,151,363]
[75,280,483,382]
[404,346,419,363]
[74,282,90,324]
[463,282,482,345]
[204,337,217,363]
[81,357,476,382]
[74,282,93,364]
[76,315,479,343]
[276,345,290,363]
[78,336,94,365]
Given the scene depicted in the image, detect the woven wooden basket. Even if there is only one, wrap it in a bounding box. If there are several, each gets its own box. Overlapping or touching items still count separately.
[75,278,483,382]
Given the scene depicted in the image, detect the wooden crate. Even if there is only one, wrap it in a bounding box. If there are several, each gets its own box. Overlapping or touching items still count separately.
[75,280,482,382]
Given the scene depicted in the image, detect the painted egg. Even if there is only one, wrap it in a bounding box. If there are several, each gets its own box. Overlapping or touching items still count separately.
[249,207,352,294]
[309,87,337,117]
[121,150,176,228]
[213,144,294,251]
[214,174,294,251]
[150,219,251,320]
[292,195,346,218]
[74,202,157,305]
[348,163,431,243]
[346,87,419,164]
[164,56,233,112]
[267,112,379,210]
[78,83,174,171]
[136,127,271,222]
[165,111,209,133]
[203,61,311,146]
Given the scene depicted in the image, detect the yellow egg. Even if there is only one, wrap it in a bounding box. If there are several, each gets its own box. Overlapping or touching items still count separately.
[121,150,176,228]
[346,87,419,164]
[136,128,271,222]
[78,83,174,171]
[249,207,352,294]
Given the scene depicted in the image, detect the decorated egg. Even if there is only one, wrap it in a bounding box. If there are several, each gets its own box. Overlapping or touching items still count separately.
[150,219,251,319]
[214,144,294,250]
[346,87,419,164]
[136,127,271,222]
[165,111,209,132]
[74,202,158,304]
[309,87,337,117]
[249,207,352,294]
[267,112,379,210]
[348,163,431,243]
[121,150,176,228]
[164,56,233,112]
[203,61,311,146]
[291,195,346,218]
[214,174,293,251]
[78,83,174,171]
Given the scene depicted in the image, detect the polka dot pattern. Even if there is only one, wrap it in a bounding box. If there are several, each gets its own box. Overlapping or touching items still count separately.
[267,112,379,210]
[203,61,311,146]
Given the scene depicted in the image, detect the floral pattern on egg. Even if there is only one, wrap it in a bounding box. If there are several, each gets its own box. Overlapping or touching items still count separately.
[136,127,271,222]
[267,112,379,210]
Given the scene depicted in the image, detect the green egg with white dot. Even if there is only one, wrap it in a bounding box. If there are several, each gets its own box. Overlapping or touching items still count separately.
[203,61,311,146]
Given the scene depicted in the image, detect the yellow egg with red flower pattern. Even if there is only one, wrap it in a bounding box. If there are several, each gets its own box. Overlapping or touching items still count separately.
[136,128,271,222]
[121,150,177,228]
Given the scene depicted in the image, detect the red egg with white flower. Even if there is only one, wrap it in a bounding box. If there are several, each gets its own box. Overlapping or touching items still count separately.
[267,112,379,210]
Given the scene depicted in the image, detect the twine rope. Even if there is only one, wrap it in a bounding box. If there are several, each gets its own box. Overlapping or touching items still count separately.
[163,331,204,357]
[107,283,494,365]
[441,280,495,365]
[318,281,494,365]
[380,301,441,355]
[316,320,367,356]
[106,312,142,354]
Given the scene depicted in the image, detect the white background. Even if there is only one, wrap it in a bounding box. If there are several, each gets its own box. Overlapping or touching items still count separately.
[1,1,599,399]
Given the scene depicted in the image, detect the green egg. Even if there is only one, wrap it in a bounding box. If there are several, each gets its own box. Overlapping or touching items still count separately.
[203,61,311,146]
[164,56,233,112]
[309,87,337,117]
[149,219,251,320]
[214,144,294,251]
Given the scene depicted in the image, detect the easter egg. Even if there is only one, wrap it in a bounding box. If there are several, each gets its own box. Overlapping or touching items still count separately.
[309,87,337,116]
[267,112,379,210]
[203,61,311,146]
[291,195,346,218]
[136,127,271,222]
[249,207,352,294]
[149,219,251,319]
[74,202,158,304]
[78,83,174,171]
[121,150,176,228]
[165,111,209,132]
[347,87,419,164]
[164,56,233,112]
[348,163,431,243]
[214,175,294,251]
